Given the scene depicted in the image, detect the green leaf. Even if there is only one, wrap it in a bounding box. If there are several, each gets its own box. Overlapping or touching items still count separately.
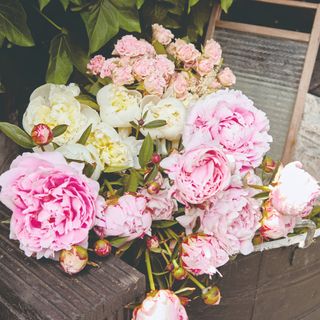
[52,142,60,150]
[144,165,158,183]
[46,33,73,84]
[76,94,99,110]
[143,120,167,129]
[220,0,233,13]
[152,220,178,228]
[111,0,141,33]
[116,240,134,255]
[77,124,92,145]
[66,35,89,75]
[60,0,70,10]
[0,122,35,149]
[139,133,154,168]
[136,0,144,9]
[188,0,199,13]
[153,270,170,276]
[126,169,139,192]
[253,191,270,200]
[191,0,211,37]
[104,165,130,173]
[152,40,167,55]
[83,162,95,178]
[109,236,129,247]
[39,0,51,11]
[81,0,119,53]
[0,0,34,47]
[52,124,68,137]
[84,81,103,96]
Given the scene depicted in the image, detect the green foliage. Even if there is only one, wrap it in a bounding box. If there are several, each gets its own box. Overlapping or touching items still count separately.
[52,124,68,137]
[0,122,35,148]
[139,134,154,168]
[1,0,233,100]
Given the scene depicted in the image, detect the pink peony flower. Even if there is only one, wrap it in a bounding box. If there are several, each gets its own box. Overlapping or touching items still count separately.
[133,57,155,81]
[202,187,261,255]
[95,194,152,241]
[31,123,53,145]
[217,67,236,86]
[141,179,178,220]
[87,55,105,75]
[144,73,167,96]
[0,152,103,259]
[203,39,222,64]
[132,290,188,320]
[270,161,320,217]
[161,146,232,205]
[171,72,189,99]
[100,58,119,78]
[181,234,229,276]
[196,57,215,76]
[183,89,272,173]
[260,201,297,239]
[152,24,174,46]
[112,65,135,86]
[174,39,201,65]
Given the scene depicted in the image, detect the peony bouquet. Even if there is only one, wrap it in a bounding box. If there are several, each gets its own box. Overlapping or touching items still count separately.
[0,25,319,319]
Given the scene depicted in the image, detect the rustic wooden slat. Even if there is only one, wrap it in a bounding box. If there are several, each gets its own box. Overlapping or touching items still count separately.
[204,3,221,43]
[215,20,311,42]
[255,0,319,9]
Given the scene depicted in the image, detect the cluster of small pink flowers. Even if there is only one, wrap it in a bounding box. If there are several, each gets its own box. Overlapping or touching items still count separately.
[87,24,235,99]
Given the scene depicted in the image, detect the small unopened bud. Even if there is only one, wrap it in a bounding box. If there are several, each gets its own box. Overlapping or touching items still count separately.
[59,245,88,275]
[172,266,188,280]
[138,119,145,126]
[147,182,161,195]
[253,234,263,245]
[94,239,112,257]
[151,153,161,164]
[179,296,191,306]
[262,156,276,173]
[31,124,53,145]
[202,286,221,305]
[146,235,159,249]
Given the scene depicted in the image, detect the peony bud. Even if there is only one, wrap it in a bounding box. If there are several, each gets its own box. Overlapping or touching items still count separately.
[138,119,145,126]
[262,156,276,173]
[172,266,188,281]
[151,153,161,164]
[31,123,53,145]
[59,245,88,275]
[146,235,159,249]
[94,239,112,257]
[147,182,161,195]
[202,286,221,305]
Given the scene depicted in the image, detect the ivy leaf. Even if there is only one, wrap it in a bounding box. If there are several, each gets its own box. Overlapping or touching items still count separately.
[143,120,167,129]
[0,122,35,149]
[188,0,200,13]
[0,0,34,47]
[52,124,68,137]
[77,124,92,145]
[191,0,212,37]
[46,33,73,84]
[39,0,51,11]
[220,0,233,13]
[76,94,99,110]
[139,134,154,168]
[66,35,89,75]
[60,0,70,10]
[136,0,144,9]
[81,0,119,53]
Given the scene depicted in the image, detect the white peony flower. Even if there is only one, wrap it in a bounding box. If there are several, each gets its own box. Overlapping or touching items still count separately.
[97,84,142,128]
[141,96,186,141]
[86,123,134,169]
[23,83,100,146]
[56,143,103,180]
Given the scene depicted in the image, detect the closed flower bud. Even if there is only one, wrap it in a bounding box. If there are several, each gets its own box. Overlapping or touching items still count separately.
[59,245,88,275]
[262,156,276,173]
[138,119,145,126]
[94,239,112,257]
[147,182,161,195]
[252,234,264,245]
[146,235,159,249]
[172,266,188,280]
[202,286,221,305]
[151,153,161,164]
[31,123,53,145]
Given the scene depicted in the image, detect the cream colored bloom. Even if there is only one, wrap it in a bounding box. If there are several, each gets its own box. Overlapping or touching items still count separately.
[141,96,186,141]
[86,123,134,169]
[23,83,100,146]
[97,84,142,128]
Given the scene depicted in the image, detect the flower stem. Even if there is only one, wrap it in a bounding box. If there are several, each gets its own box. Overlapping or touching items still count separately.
[145,249,156,291]
[158,232,172,256]
[160,250,170,265]
[104,179,115,195]
[188,273,205,290]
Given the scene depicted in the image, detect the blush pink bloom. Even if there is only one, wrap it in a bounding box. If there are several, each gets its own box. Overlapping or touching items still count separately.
[217,67,236,87]
[270,161,320,217]
[181,234,229,276]
[87,55,105,75]
[144,73,167,96]
[161,146,232,205]
[141,179,178,220]
[95,194,152,241]
[0,152,103,259]
[174,39,201,65]
[132,290,188,320]
[156,55,175,80]
[183,89,272,173]
[133,57,155,81]
[111,65,135,86]
[260,201,297,239]
[100,58,119,78]
[152,24,174,46]
[171,72,189,99]
[203,39,222,65]
[196,57,215,76]
[113,35,145,57]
